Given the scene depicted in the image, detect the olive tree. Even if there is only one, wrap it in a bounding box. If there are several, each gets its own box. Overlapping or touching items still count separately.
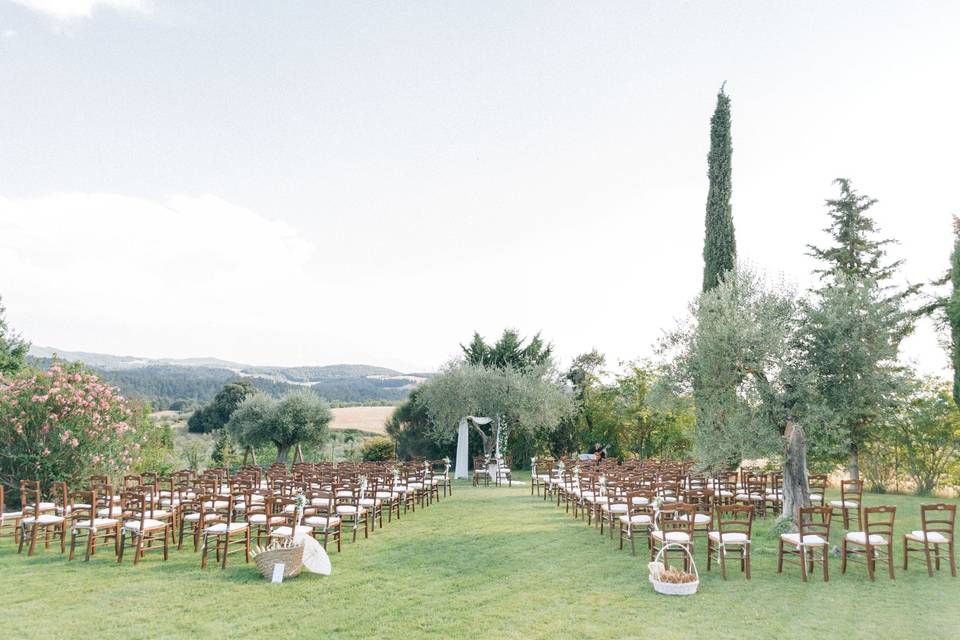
[418,361,573,458]
[227,390,332,463]
[661,266,822,528]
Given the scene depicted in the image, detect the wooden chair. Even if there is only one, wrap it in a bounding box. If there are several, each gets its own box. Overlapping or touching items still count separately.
[650,503,696,571]
[842,505,896,581]
[599,482,628,538]
[334,485,368,542]
[778,506,831,581]
[303,490,342,552]
[200,494,250,570]
[18,481,66,556]
[679,487,713,541]
[68,487,121,561]
[707,504,753,580]
[118,489,170,564]
[903,503,956,577]
[618,490,653,555]
[0,484,24,544]
[472,457,490,487]
[830,479,863,531]
[808,474,828,508]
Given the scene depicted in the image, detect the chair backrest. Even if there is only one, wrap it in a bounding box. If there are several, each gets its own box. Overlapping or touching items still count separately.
[920,503,956,540]
[71,488,96,522]
[659,503,695,536]
[808,474,828,493]
[715,504,753,537]
[20,479,41,513]
[863,505,895,540]
[840,479,863,503]
[798,506,831,540]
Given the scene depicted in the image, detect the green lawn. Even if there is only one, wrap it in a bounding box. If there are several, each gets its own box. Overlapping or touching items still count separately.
[1,474,957,639]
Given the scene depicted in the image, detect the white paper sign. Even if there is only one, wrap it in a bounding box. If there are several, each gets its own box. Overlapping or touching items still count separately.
[271,563,285,584]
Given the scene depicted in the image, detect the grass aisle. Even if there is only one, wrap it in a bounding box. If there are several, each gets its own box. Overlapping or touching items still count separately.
[1,476,958,639]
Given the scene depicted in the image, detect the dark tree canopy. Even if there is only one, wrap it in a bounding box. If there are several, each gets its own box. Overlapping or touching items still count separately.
[460,329,553,371]
[807,178,902,284]
[702,84,736,292]
[187,379,258,433]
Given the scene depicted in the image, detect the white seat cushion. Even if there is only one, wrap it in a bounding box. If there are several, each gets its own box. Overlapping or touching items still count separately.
[781,532,827,546]
[73,518,118,529]
[359,498,382,507]
[183,512,220,522]
[247,514,286,525]
[708,531,749,543]
[829,500,859,508]
[97,507,123,517]
[336,505,365,515]
[601,503,628,513]
[651,530,691,543]
[123,519,165,531]
[906,530,949,543]
[846,531,886,545]
[714,490,733,498]
[303,515,341,528]
[677,513,711,525]
[271,525,313,538]
[2,511,23,518]
[809,493,823,501]
[204,522,248,534]
[22,514,65,525]
[619,514,652,525]
[630,496,649,505]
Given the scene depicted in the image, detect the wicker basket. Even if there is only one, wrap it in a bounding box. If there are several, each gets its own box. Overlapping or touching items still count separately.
[648,543,699,596]
[254,543,304,580]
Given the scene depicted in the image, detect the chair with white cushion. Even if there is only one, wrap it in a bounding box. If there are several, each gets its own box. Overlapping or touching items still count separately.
[118,490,170,565]
[650,503,696,571]
[808,474,827,508]
[303,490,342,552]
[707,504,753,579]
[679,487,713,541]
[334,484,368,543]
[777,505,831,581]
[18,480,66,556]
[599,481,629,539]
[842,504,896,581]
[619,491,653,555]
[200,493,250,570]
[68,488,120,561]
[829,479,863,531]
[0,484,24,545]
[903,503,956,577]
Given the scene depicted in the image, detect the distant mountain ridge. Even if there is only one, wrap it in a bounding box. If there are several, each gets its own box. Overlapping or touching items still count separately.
[28,346,429,409]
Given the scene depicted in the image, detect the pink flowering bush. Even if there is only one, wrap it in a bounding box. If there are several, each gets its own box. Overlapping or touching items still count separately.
[0,362,151,503]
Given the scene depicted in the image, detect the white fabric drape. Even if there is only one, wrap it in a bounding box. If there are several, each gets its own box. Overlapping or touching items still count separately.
[455,418,470,479]
[455,416,492,479]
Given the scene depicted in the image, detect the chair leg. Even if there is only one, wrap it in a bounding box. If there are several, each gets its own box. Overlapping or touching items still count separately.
[745,545,752,580]
[822,546,829,581]
[887,543,895,580]
[866,545,875,581]
[221,532,230,569]
[841,541,847,574]
[799,547,808,582]
[118,531,126,563]
[69,529,78,561]
[776,539,783,574]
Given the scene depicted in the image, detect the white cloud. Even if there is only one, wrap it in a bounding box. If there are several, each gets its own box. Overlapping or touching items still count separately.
[0,193,334,365]
[1,29,17,37]
[10,0,146,19]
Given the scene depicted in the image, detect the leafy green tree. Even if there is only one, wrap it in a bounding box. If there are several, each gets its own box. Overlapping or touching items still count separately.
[187,379,257,433]
[702,84,735,292]
[360,436,396,462]
[894,379,960,495]
[0,296,29,377]
[804,179,916,480]
[418,362,573,458]
[662,265,819,527]
[461,329,553,371]
[227,390,332,463]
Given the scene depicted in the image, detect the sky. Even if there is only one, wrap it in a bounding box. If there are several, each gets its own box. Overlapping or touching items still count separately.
[0,1,957,374]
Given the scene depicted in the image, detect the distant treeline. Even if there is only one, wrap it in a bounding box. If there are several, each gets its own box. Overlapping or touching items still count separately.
[27,357,413,409]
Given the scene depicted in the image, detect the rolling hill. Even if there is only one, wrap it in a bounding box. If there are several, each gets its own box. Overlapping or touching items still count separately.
[28,346,429,409]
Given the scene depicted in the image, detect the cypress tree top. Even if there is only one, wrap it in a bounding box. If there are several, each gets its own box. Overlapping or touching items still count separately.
[702,85,736,292]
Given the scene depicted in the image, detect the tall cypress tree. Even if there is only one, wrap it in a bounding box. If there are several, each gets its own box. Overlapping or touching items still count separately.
[702,84,736,292]
[949,217,960,406]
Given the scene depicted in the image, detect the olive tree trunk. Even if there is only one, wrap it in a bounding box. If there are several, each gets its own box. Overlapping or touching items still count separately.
[782,417,811,531]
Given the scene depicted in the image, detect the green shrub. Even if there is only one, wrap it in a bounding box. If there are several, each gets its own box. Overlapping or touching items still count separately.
[361,437,396,462]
